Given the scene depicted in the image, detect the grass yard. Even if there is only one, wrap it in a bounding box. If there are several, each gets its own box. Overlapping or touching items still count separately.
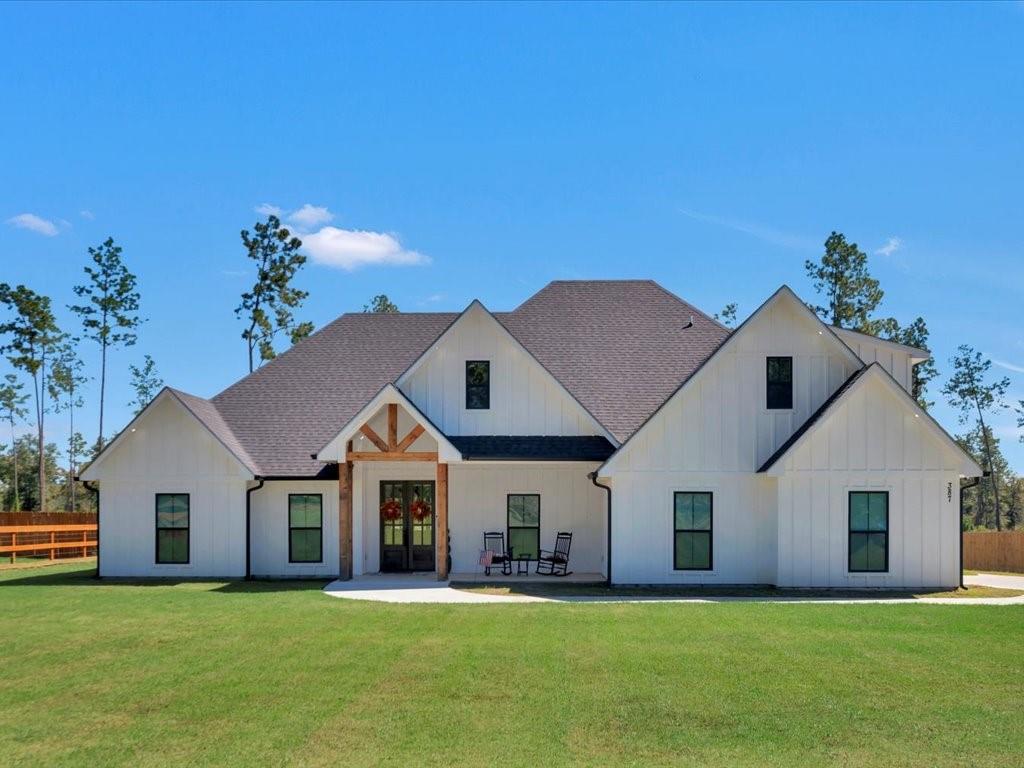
[2,564,1022,768]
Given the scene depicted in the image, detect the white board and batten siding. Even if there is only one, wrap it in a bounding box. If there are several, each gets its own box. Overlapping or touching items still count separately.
[88,395,249,578]
[249,480,339,578]
[833,327,918,394]
[448,464,607,576]
[775,373,962,588]
[354,460,607,576]
[607,293,855,584]
[399,303,607,439]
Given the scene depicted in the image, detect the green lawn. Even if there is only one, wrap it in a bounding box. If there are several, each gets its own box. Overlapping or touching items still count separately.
[2,564,1022,768]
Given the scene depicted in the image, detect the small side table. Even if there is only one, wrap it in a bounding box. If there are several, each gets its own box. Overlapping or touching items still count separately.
[515,556,532,576]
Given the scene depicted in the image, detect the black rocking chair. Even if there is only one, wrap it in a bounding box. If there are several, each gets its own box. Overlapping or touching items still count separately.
[536,531,573,576]
[482,531,512,576]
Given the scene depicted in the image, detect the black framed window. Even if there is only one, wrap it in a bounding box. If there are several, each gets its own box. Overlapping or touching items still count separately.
[507,493,540,560]
[466,360,490,409]
[849,491,888,572]
[674,492,712,570]
[155,493,189,564]
[766,356,793,410]
[289,494,323,563]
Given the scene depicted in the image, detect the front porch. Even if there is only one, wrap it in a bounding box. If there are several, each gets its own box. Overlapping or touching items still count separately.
[318,387,609,582]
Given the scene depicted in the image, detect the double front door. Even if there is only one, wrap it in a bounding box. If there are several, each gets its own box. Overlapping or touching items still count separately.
[380,480,436,572]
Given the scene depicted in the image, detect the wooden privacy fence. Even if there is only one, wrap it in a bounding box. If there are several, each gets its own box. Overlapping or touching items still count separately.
[0,514,98,563]
[963,531,1024,573]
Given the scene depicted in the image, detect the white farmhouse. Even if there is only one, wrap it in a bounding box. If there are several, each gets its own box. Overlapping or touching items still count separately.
[82,281,980,587]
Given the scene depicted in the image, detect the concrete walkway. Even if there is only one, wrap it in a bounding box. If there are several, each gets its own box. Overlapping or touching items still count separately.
[323,574,546,603]
[323,572,1024,605]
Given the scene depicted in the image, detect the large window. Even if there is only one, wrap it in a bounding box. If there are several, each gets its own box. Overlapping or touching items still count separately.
[674,492,712,570]
[849,491,888,572]
[507,493,540,560]
[289,494,323,563]
[155,493,189,564]
[766,356,793,410]
[466,360,490,410]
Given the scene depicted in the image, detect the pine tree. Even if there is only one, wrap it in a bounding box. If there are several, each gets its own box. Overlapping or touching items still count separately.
[235,215,313,372]
[0,373,29,511]
[128,355,164,414]
[49,342,88,512]
[0,284,64,511]
[943,346,1009,529]
[69,237,142,451]
[713,303,738,327]
[363,294,400,313]
[805,231,884,331]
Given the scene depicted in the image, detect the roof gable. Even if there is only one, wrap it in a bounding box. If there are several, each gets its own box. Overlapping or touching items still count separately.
[316,384,462,463]
[759,363,982,477]
[396,299,619,444]
[80,388,258,480]
[597,284,864,475]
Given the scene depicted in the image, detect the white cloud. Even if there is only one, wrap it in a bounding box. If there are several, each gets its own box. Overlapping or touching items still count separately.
[993,358,1024,375]
[254,202,283,217]
[288,204,334,229]
[301,227,430,271]
[6,213,60,237]
[79,210,95,221]
[875,237,902,257]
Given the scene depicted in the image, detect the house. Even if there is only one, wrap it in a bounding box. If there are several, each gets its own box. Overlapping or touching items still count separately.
[80,280,982,587]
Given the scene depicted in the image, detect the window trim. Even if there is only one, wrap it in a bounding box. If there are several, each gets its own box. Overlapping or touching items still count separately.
[288,493,324,564]
[673,491,713,571]
[155,492,190,565]
[465,359,491,410]
[766,356,794,411]
[506,493,540,560]
[847,490,889,573]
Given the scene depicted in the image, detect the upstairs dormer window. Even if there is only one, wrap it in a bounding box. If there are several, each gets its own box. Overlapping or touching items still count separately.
[466,360,490,409]
[766,356,793,410]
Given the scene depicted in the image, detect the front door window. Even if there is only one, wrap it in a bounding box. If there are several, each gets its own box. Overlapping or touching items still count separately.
[380,480,435,572]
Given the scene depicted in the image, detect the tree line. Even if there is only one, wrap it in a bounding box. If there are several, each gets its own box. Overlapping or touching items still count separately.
[0,213,401,513]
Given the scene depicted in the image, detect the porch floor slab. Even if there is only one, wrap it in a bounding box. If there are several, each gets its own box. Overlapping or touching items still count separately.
[323,573,547,603]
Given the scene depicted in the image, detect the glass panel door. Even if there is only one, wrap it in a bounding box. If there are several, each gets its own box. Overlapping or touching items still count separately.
[379,480,436,572]
[379,481,406,572]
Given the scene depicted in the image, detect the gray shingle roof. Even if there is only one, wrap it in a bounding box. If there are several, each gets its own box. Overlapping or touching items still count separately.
[497,280,730,441]
[172,280,729,477]
[448,435,615,462]
[212,312,458,476]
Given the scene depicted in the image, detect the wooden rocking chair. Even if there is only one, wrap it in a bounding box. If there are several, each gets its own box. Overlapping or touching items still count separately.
[482,531,512,576]
[536,531,572,576]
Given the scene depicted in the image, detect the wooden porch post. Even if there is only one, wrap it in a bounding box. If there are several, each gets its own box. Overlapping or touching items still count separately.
[338,459,354,580]
[436,462,448,580]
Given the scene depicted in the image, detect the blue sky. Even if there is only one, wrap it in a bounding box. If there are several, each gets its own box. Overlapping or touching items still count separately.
[2,2,1022,469]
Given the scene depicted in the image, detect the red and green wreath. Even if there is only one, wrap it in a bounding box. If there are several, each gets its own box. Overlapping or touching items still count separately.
[380,499,402,521]
[409,499,432,522]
